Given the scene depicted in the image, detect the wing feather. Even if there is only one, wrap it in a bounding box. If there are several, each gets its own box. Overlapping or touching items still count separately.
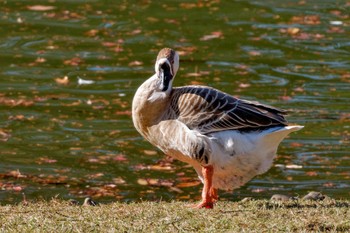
[169,86,288,134]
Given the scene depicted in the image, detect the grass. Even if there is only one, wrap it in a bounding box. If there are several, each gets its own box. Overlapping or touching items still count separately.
[0,198,349,232]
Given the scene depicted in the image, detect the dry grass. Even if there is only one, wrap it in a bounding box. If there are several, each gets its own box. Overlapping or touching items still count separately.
[0,198,349,232]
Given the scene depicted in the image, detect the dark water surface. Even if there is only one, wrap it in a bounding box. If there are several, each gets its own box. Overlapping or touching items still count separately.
[1,1,349,204]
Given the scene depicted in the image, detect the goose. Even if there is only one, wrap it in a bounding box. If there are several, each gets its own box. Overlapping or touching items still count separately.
[132,48,303,208]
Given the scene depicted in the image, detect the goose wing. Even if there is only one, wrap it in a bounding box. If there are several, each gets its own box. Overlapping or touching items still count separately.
[169,86,288,134]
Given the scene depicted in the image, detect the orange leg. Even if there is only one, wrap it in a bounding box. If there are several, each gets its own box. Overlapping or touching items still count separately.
[210,187,218,202]
[193,165,215,209]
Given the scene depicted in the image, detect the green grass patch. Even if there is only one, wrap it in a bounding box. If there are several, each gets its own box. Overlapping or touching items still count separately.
[0,199,349,232]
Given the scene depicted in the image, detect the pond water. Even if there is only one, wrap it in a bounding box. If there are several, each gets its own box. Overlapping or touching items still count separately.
[0,1,349,204]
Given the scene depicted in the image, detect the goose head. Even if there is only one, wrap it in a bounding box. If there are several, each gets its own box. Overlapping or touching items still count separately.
[153,48,179,94]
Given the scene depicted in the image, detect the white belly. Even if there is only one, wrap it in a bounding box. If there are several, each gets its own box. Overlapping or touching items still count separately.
[194,126,303,190]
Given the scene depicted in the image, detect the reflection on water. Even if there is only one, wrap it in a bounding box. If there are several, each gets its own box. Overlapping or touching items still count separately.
[0,1,349,204]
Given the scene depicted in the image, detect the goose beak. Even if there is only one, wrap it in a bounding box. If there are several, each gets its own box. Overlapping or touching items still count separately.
[159,63,173,92]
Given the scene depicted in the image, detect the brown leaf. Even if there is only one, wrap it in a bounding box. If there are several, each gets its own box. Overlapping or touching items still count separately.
[306,171,318,176]
[27,5,55,11]
[248,51,261,56]
[63,57,83,66]
[113,177,126,185]
[148,165,173,171]
[55,76,69,85]
[113,154,128,162]
[12,186,24,192]
[176,180,201,188]
[128,61,143,66]
[115,110,132,116]
[36,157,58,164]
[290,15,321,25]
[144,150,158,156]
[6,170,27,178]
[85,29,99,37]
[137,178,173,187]
[287,27,300,35]
[0,129,11,142]
[200,31,223,41]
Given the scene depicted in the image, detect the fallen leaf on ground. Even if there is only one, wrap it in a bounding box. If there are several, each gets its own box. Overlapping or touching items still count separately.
[137,178,173,187]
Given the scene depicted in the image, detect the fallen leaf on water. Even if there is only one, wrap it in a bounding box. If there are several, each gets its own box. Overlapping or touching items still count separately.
[12,186,23,192]
[286,164,303,169]
[185,70,210,78]
[251,188,266,193]
[287,27,300,35]
[148,165,173,171]
[128,60,143,66]
[6,170,27,178]
[279,95,292,101]
[8,115,35,121]
[330,21,343,26]
[323,182,335,187]
[36,157,58,164]
[144,150,157,156]
[188,80,204,85]
[0,97,34,107]
[113,177,126,185]
[290,15,321,25]
[115,110,132,116]
[87,173,104,179]
[290,142,303,147]
[179,3,198,9]
[27,5,56,11]
[248,50,261,56]
[327,26,345,34]
[306,171,318,176]
[200,31,223,41]
[132,164,148,171]
[78,77,95,85]
[0,129,11,142]
[35,57,46,63]
[128,29,142,35]
[85,29,99,37]
[293,87,305,92]
[55,76,69,85]
[64,57,84,66]
[239,83,251,88]
[113,154,128,162]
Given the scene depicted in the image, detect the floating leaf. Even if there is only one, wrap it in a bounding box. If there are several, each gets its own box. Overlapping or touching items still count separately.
[113,177,126,185]
[36,157,58,164]
[200,31,223,41]
[27,5,56,11]
[306,171,318,176]
[64,57,84,66]
[0,129,11,142]
[287,27,300,35]
[78,77,95,85]
[113,154,128,162]
[55,76,69,85]
[115,110,132,116]
[128,60,143,66]
[286,164,303,169]
[290,15,321,25]
[143,150,158,156]
[12,186,23,192]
